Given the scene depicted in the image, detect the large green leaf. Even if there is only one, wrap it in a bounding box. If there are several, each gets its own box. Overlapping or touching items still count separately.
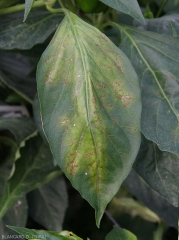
[100,0,145,25]
[37,10,141,226]
[24,0,35,22]
[105,226,137,240]
[133,136,179,208]
[0,9,63,50]
[7,226,83,240]
[124,169,178,228]
[37,11,141,225]
[0,135,62,219]
[116,24,179,157]
[27,176,68,231]
[135,13,179,36]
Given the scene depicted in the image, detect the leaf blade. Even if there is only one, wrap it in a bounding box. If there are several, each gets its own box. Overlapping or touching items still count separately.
[24,0,35,22]
[37,11,141,226]
[116,24,179,157]
[100,0,145,25]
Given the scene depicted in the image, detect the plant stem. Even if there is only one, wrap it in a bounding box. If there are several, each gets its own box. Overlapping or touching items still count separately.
[105,210,120,227]
[156,0,168,18]
[46,4,64,14]
[0,0,44,15]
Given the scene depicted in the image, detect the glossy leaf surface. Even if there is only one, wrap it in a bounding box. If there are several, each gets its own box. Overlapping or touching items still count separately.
[134,136,179,208]
[27,176,68,231]
[105,226,137,240]
[0,135,61,219]
[37,11,141,226]
[7,226,83,240]
[100,0,145,25]
[24,0,35,22]
[0,9,62,50]
[117,24,179,157]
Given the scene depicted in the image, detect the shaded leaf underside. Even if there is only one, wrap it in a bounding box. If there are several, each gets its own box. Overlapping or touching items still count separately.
[37,11,141,226]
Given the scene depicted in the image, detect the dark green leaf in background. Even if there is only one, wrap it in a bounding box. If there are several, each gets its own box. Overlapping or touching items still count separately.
[27,176,68,231]
[124,169,178,228]
[0,147,28,238]
[154,0,179,13]
[135,13,179,37]
[7,226,83,240]
[105,226,137,240]
[24,0,35,22]
[0,9,63,50]
[0,118,36,145]
[100,0,145,25]
[0,135,62,219]
[134,136,179,208]
[37,10,141,226]
[0,51,37,102]
[117,24,179,157]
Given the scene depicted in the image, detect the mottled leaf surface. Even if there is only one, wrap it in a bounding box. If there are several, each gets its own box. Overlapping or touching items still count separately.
[24,0,35,22]
[133,136,179,208]
[135,13,179,37]
[117,24,179,156]
[7,226,83,240]
[0,9,62,50]
[0,135,61,219]
[105,226,137,240]
[100,0,145,25]
[37,11,141,226]
[27,176,68,231]
[124,169,178,228]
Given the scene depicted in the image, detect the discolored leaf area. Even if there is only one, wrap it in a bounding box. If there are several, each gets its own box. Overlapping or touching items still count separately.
[0,8,63,50]
[100,0,145,25]
[134,136,179,208]
[117,24,179,157]
[37,11,141,226]
[105,226,137,240]
[7,226,83,240]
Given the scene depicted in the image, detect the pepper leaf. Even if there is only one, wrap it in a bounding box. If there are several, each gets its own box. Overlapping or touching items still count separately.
[37,10,141,227]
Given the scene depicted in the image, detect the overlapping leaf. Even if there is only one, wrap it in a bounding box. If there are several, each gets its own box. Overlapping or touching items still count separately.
[0,118,36,145]
[27,176,68,231]
[24,0,35,22]
[100,0,145,25]
[0,9,63,50]
[105,226,137,240]
[135,13,179,36]
[124,169,178,228]
[133,136,179,208]
[37,10,141,226]
[0,135,62,219]
[116,24,179,157]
